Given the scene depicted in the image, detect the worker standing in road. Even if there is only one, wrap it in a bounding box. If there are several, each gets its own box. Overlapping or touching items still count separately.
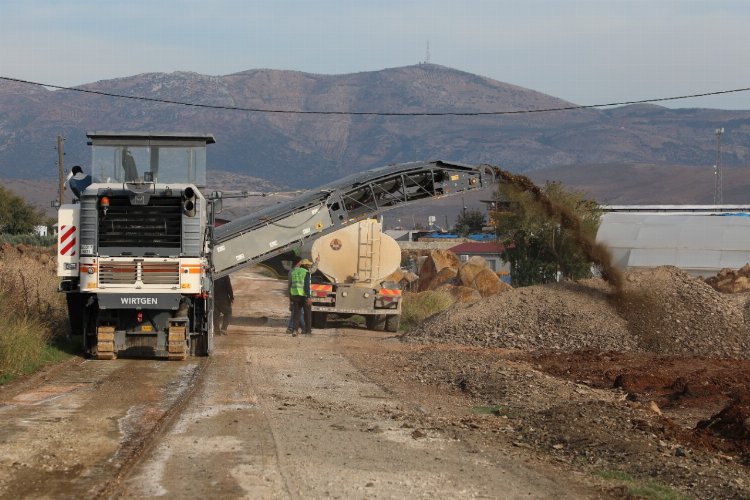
[289,258,313,336]
[286,256,319,334]
[213,275,234,335]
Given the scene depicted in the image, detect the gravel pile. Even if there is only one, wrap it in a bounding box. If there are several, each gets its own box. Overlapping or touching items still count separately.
[406,266,750,358]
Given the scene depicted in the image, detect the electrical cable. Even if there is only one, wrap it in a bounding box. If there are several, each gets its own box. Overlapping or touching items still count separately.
[1,75,749,116]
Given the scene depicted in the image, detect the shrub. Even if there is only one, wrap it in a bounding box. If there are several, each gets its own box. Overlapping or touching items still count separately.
[0,245,69,381]
[0,246,66,328]
[400,290,455,330]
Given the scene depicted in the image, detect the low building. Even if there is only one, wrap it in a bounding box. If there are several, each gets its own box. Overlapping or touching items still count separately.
[597,206,750,278]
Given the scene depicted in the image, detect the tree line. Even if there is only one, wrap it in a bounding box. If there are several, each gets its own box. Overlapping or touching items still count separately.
[0,186,48,234]
[494,181,601,287]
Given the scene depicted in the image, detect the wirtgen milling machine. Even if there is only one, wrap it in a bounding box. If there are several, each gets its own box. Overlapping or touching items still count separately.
[58,131,494,360]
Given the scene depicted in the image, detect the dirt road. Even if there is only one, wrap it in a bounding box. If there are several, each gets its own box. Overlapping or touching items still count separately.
[4,269,750,498]
[0,270,603,499]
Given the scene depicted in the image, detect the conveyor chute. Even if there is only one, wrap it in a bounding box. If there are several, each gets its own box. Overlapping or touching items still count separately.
[211,160,495,277]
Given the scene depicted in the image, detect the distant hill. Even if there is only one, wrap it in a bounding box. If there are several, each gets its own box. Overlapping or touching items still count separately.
[1,64,749,193]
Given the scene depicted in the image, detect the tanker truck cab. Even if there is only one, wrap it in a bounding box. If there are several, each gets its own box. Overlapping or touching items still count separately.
[58,132,216,360]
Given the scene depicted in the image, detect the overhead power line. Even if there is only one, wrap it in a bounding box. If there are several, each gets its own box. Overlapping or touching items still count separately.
[1,75,750,116]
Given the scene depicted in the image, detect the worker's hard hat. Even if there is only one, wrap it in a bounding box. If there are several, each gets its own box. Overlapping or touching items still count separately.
[299,259,313,267]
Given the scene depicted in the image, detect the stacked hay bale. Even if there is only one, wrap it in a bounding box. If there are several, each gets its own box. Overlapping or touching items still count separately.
[416,249,511,304]
[705,264,750,293]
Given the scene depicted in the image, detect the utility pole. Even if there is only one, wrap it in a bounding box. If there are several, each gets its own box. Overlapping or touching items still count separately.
[713,128,724,205]
[57,135,65,206]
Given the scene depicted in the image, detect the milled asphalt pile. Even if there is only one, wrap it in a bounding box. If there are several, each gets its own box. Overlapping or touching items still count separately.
[405,266,750,359]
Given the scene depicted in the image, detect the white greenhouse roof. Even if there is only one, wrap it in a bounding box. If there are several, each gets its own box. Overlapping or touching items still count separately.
[596,212,750,277]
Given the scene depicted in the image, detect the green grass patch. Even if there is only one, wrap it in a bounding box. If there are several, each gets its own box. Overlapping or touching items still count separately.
[595,470,689,500]
[350,315,366,326]
[0,332,81,386]
[400,290,455,330]
[0,234,56,246]
[471,404,520,418]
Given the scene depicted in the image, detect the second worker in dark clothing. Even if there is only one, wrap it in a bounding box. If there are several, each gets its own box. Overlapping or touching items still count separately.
[289,259,313,336]
[214,276,234,335]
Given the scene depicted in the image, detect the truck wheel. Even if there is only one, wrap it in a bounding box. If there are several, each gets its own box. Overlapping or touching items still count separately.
[312,312,328,329]
[365,314,386,331]
[384,314,400,332]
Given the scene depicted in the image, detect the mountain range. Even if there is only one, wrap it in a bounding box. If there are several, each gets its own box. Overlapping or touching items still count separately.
[1,64,750,205]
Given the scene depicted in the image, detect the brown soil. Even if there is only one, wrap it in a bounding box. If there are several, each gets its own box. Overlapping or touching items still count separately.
[520,351,750,461]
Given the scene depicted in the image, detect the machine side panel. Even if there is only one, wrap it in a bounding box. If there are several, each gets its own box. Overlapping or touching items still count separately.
[182,199,203,256]
[57,205,81,277]
[79,194,98,255]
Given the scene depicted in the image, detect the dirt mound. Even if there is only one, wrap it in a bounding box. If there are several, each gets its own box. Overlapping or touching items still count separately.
[698,394,750,444]
[407,280,635,352]
[406,266,750,358]
[614,266,750,358]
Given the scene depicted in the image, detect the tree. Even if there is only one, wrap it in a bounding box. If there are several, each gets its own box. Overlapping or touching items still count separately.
[0,186,45,234]
[495,181,601,287]
[454,208,486,236]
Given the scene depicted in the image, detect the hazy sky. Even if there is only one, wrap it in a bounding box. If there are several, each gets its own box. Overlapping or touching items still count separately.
[2,0,749,110]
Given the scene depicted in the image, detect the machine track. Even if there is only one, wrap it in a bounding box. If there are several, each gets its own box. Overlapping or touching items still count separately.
[95,325,116,360]
[166,325,188,361]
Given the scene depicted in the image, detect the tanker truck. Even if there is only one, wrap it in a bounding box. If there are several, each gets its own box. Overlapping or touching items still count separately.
[307,218,403,332]
[58,131,494,359]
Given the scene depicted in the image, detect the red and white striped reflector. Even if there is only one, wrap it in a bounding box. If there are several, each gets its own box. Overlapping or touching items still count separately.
[311,284,333,293]
[59,225,77,256]
[378,288,402,297]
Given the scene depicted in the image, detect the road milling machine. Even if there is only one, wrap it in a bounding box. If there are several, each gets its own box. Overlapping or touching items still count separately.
[58,132,494,360]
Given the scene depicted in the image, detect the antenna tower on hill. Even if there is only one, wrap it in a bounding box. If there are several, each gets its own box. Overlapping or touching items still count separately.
[425,41,430,64]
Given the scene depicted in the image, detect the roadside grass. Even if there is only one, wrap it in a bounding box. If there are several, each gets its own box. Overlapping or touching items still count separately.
[0,234,56,246]
[595,470,689,500]
[250,264,281,280]
[349,315,366,326]
[471,404,521,418]
[0,245,71,385]
[400,290,455,330]
[0,328,83,385]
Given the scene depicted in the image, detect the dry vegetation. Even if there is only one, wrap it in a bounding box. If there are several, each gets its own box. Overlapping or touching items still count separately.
[0,244,69,382]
